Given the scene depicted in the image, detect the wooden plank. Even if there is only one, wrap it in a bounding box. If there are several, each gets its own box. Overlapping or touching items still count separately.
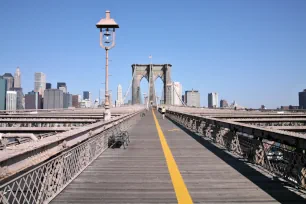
[157,111,306,203]
[51,110,177,203]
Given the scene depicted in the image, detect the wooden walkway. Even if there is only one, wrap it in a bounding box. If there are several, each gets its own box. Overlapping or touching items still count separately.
[51,110,306,204]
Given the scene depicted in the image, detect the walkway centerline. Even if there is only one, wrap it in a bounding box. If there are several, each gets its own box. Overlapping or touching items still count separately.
[152,110,193,204]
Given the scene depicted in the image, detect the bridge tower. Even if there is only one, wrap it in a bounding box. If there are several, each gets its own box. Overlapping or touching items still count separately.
[132,64,172,105]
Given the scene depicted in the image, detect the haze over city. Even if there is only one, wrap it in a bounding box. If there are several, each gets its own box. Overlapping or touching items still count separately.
[1,0,306,108]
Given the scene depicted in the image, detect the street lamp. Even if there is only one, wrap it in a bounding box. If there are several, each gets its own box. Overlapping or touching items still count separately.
[96,10,119,121]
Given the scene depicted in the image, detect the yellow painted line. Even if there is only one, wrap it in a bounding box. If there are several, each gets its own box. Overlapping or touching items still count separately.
[152,110,193,204]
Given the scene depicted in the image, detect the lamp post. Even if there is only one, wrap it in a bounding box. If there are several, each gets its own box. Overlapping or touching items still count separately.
[96,10,119,121]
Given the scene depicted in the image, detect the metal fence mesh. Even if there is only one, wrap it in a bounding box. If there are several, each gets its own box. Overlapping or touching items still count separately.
[0,113,141,204]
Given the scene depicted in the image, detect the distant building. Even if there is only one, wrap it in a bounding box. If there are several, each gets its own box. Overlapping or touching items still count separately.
[25,91,42,109]
[80,100,91,108]
[14,67,21,88]
[171,82,182,106]
[260,105,266,110]
[83,91,90,100]
[289,105,299,110]
[44,89,63,109]
[46,83,52,89]
[117,84,123,106]
[63,93,72,108]
[185,90,200,107]
[281,106,290,110]
[34,72,46,97]
[2,73,14,91]
[299,89,306,109]
[281,105,299,110]
[0,76,7,110]
[72,95,79,108]
[208,92,218,108]
[57,82,67,93]
[220,99,228,108]
[144,96,148,107]
[6,91,17,111]
[11,88,24,109]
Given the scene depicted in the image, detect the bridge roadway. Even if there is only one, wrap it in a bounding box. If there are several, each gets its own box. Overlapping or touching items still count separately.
[51,110,305,204]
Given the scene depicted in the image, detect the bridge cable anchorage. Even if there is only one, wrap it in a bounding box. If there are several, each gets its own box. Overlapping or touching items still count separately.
[152,110,193,204]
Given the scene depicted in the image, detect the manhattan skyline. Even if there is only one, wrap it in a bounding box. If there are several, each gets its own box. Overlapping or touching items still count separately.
[1,0,306,108]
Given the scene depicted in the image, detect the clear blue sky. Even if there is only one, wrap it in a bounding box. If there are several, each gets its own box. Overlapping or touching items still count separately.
[1,0,305,108]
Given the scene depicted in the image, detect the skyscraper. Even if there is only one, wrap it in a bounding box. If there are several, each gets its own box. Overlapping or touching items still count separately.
[72,95,80,108]
[57,82,67,93]
[14,67,21,88]
[2,73,14,91]
[299,89,306,109]
[34,72,46,97]
[46,83,52,89]
[11,88,24,109]
[185,90,200,107]
[208,92,218,108]
[83,91,90,100]
[63,93,72,108]
[44,89,63,109]
[117,84,123,106]
[6,91,17,111]
[25,91,42,109]
[171,82,182,105]
[0,76,7,110]
[220,99,228,108]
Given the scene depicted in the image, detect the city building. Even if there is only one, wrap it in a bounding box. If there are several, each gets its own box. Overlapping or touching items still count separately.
[0,76,7,110]
[57,82,67,93]
[83,91,90,100]
[171,82,182,106]
[63,93,72,108]
[299,89,306,109]
[14,67,21,88]
[72,95,80,108]
[46,83,52,89]
[11,88,24,109]
[6,91,17,111]
[2,73,14,91]
[34,72,46,97]
[220,99,228,108]
[185,89,200,107]
[80,100,91,108]
[208,92,218,108]
[289,105,299,110]
[281,106,290,111]
[117,84,123,106]
[281,105,299,110]
[44,89,63,109]
[25,91,42,109]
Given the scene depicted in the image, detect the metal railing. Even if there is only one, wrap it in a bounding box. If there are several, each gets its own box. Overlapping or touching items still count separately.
[0,111,142,204]
[166,110,306,189]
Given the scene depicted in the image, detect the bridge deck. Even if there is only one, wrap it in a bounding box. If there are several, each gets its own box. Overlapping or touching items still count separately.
[51,110,305,204]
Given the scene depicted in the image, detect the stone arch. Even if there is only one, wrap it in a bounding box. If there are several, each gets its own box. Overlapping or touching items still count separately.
[131,64,172,105]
